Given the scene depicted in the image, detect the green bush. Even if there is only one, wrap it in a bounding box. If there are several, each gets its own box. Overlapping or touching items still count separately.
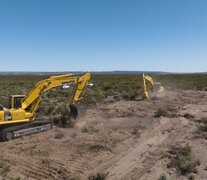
[82,125,99,134]
[88,173,108,180]
[159,173,172,180]
[131,127,141,138]
[154,109,169,118]
[54,133,64,139]
[10,176,21,180]
[195,117,207,139]
[167,145,200,175]
[0,160,10,176]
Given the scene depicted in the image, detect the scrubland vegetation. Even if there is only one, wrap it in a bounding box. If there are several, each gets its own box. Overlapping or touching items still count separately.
[0,74,207,120]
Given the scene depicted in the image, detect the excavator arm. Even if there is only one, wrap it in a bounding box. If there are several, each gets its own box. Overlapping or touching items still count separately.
[142,73,154,99]
[21,72,90,118]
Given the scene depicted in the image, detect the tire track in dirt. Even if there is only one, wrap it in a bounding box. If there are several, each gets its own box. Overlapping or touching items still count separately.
[91,116,194,180]
[48,143,94,175]
[81,117,173,179]
[2,152,71,180]
[94,118,173,180]
[106,117,172,180]
[139,118,196,180]
[19,161,70,180]
[68,154,93,173]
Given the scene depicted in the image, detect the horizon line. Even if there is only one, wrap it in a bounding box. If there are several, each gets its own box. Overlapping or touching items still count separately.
[0,70,206,74]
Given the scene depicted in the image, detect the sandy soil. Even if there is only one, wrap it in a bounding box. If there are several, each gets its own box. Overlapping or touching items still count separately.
[0,90,207,180]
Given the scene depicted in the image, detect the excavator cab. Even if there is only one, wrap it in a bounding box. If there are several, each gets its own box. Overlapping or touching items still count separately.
[153,82,164,93]
[8,95,25,109]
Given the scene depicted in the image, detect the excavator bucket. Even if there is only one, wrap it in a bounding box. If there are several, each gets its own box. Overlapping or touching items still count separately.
[69,104,79,120]
[58,104,88,126]
[58,104,79,126]
[69,104,88,119]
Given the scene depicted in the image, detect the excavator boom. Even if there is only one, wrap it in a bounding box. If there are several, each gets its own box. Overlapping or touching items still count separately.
[21,72,90,111]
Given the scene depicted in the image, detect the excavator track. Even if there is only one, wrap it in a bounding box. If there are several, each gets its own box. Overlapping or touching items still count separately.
[0,121,53,141]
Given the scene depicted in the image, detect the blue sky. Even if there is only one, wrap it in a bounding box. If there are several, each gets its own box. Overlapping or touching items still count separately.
[0,0,207,72]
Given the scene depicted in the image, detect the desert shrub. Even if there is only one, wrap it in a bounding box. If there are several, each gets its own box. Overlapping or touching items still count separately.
[131,127,141,138]
[54,133,64,139]
[69,177,81,180]
[153,74,207,90]
[131,127,140,135]
[154,109,169,118]
[89,144,107,152]
[184,114,194,120]
[51,104,76,128]
[10,176,21,180]
[71,133,77,138]
[88,74,141,102]
[159,173,172,180]
[188,173,196,180]
[167,145,200,175]
[198,117,207,131]
[83,88,105,105]
[46,105,55,114]
[82,125,99,134]
[88,173,108,180]
[103,82,113,91]
[82,126,89,133]
[195,117,207,139]
[0,161,10,176]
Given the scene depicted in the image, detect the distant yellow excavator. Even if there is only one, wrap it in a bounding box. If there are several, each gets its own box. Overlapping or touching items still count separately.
[0,72,91,141]
[142,73,164,99]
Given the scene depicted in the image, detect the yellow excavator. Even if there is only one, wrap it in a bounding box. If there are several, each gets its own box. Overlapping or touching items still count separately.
[0,72,91,141]
[142,73,164,99]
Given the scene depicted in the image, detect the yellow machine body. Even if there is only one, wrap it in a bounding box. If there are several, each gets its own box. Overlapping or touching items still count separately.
[142,73,164,99]
[0,72,91,126]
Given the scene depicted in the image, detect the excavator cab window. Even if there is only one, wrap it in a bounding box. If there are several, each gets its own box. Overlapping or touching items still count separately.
[0,104,4,111]
[8,96,25,109]
[153,82,161,93]
[14,96,24,109]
